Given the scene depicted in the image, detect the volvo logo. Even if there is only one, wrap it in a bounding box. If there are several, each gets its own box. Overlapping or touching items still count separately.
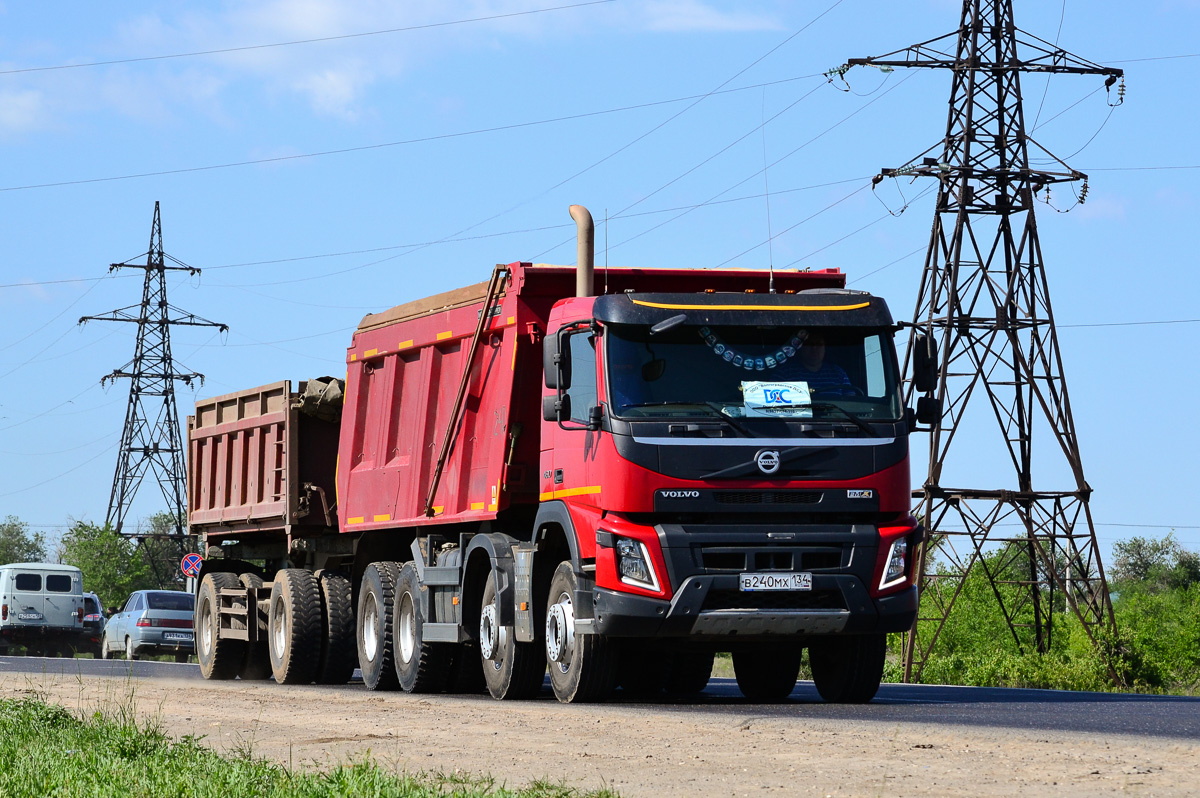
[755,449,781,475]
[659,490,700,499]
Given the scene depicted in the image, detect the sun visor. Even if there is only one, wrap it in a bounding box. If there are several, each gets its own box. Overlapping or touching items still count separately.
[592,289,894,328]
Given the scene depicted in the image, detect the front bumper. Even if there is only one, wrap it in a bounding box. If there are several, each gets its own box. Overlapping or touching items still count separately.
[593,575,916,638]
[591,520,919,639]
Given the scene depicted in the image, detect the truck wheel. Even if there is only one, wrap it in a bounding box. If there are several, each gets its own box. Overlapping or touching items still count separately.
[809,633,887,704]
[392,564,451,694]
[480,572,545,700]
[197,572,246,680]
[545,562,616,703]
[733,648,801,702]
[237,573,272,680]
[664,650,715,696]
[357,562,401,691]
[317,572,357,685]
[268,569,322,685]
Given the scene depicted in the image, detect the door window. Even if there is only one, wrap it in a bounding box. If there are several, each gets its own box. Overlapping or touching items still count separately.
[46,574,72,593]
[568,332,598,424]
[14,573,41,592]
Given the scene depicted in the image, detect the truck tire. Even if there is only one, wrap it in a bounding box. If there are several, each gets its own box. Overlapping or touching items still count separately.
[357,561,401,691]
[197,572,246,680]
[733,648,801,702]
[317,571,357,685]
[237,573,272,680]
[268,569,322,685]
[480,572,545,700]
[546,562,616,703]
[392,564,451,694]
[664,650,714,696]
[809,633,887,704]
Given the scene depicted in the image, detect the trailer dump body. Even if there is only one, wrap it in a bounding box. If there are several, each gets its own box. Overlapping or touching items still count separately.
[188,242,922,705]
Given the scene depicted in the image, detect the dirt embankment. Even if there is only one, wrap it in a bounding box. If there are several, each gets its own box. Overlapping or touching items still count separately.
[2,673,1196,797]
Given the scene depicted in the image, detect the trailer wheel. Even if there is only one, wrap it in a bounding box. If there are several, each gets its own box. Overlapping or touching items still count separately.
[390,564,451,693]
[268,569,322,685]
[197,572,246,680]
[809,633,886,704]
[357,562,401,691]
[545,562,616,703]
[664,650,714,696]
[479,572,545,700]
[732,648,801,702]
[237,573,272,680]
[317,572,356,685]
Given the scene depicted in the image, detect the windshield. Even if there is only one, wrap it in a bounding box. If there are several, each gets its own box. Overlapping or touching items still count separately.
[606,324,902,422]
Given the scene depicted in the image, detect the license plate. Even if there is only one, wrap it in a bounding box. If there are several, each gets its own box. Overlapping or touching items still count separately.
[163,632,193,641]
[16,612,43,621]
[739,572,812,592]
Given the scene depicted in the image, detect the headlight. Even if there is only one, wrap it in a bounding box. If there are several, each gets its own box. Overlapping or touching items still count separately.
[615,536,660,591]
[880,538,908,590]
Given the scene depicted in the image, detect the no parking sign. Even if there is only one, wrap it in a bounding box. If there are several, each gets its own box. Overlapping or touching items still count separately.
[181,553,203,578]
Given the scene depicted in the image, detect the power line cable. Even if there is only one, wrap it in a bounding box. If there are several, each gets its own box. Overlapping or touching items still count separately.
[0,72,824,194]
[0,1,617,76]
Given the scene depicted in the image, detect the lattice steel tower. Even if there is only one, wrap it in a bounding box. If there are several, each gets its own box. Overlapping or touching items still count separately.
[80,202,227,538]
[844,2,1124,680]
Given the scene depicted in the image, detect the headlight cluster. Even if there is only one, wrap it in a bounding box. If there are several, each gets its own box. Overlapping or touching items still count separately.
[880,538,908,590]
[615,536,659,591]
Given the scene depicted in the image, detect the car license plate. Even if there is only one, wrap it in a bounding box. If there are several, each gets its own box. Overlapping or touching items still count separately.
[739,572,812,591]
[163,632,193,641]
[16,612,43,621]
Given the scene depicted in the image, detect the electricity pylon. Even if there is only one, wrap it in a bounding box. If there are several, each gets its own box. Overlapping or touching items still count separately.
[80,202,227,542]
[843,1,1124,681]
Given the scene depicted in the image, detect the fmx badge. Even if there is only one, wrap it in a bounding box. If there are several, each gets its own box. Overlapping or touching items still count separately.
[755,449,781,475]
[847,489,874,499]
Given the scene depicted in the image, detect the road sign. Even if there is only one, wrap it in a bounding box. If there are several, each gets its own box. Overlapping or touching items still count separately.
[181,553,203,578]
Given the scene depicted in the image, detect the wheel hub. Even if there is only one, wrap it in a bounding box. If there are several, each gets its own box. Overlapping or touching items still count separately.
[362,595,379,661]
[397,595,416,663]
[480,602,506,662]
[272,595,287,657]
[545,595,575,664]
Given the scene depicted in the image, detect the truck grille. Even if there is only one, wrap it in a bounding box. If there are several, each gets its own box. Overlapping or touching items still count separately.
[712,491,822,505]
[702,589,845,612]
[699,549,843,572]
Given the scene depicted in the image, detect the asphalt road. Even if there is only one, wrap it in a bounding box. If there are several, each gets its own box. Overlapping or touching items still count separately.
[4,655,1197,740]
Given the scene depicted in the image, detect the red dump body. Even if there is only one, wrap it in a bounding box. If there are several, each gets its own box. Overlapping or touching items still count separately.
[335,263,845,535]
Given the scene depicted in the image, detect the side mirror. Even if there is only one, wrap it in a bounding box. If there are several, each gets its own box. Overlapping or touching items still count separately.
[912,331,939,394]
[543,393,572,422]
[586,405,603,432]
[916,396,942,427]
[543,334,568,390]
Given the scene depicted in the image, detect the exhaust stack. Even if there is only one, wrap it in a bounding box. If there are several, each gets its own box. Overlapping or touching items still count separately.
[569,204,594,298]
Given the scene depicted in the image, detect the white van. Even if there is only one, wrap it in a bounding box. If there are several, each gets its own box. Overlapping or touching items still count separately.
[0,563,85,656]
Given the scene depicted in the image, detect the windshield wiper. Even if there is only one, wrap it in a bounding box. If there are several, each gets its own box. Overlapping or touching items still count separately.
[808,402,878,437]
[702,402,757,438]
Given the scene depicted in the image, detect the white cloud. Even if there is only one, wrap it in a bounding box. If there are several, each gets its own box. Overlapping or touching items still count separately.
[293,65,372,120]
[638,0,781,32]
[0,89,46,133]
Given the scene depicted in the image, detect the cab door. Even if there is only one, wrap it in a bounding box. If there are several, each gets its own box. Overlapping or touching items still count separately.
[541,304,603,509]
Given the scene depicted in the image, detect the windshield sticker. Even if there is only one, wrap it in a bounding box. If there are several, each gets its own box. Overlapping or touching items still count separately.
[700,327,806,371]
[742,381,813,418]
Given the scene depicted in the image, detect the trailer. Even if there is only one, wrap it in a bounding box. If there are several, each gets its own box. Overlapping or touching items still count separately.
[188,205,934,703]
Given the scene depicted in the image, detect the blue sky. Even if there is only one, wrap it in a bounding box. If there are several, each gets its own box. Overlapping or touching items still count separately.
[1,0,1197,559]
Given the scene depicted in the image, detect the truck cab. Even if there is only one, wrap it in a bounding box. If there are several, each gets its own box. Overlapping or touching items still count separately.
[538,287,921,700]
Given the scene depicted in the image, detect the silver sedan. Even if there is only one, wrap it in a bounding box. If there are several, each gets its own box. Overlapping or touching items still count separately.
[100,590,195,662]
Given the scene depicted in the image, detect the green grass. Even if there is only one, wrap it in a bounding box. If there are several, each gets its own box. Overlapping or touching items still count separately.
[0,696,619,798]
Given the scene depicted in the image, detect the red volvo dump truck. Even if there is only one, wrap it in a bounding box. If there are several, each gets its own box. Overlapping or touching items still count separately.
[188,206,934,703]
